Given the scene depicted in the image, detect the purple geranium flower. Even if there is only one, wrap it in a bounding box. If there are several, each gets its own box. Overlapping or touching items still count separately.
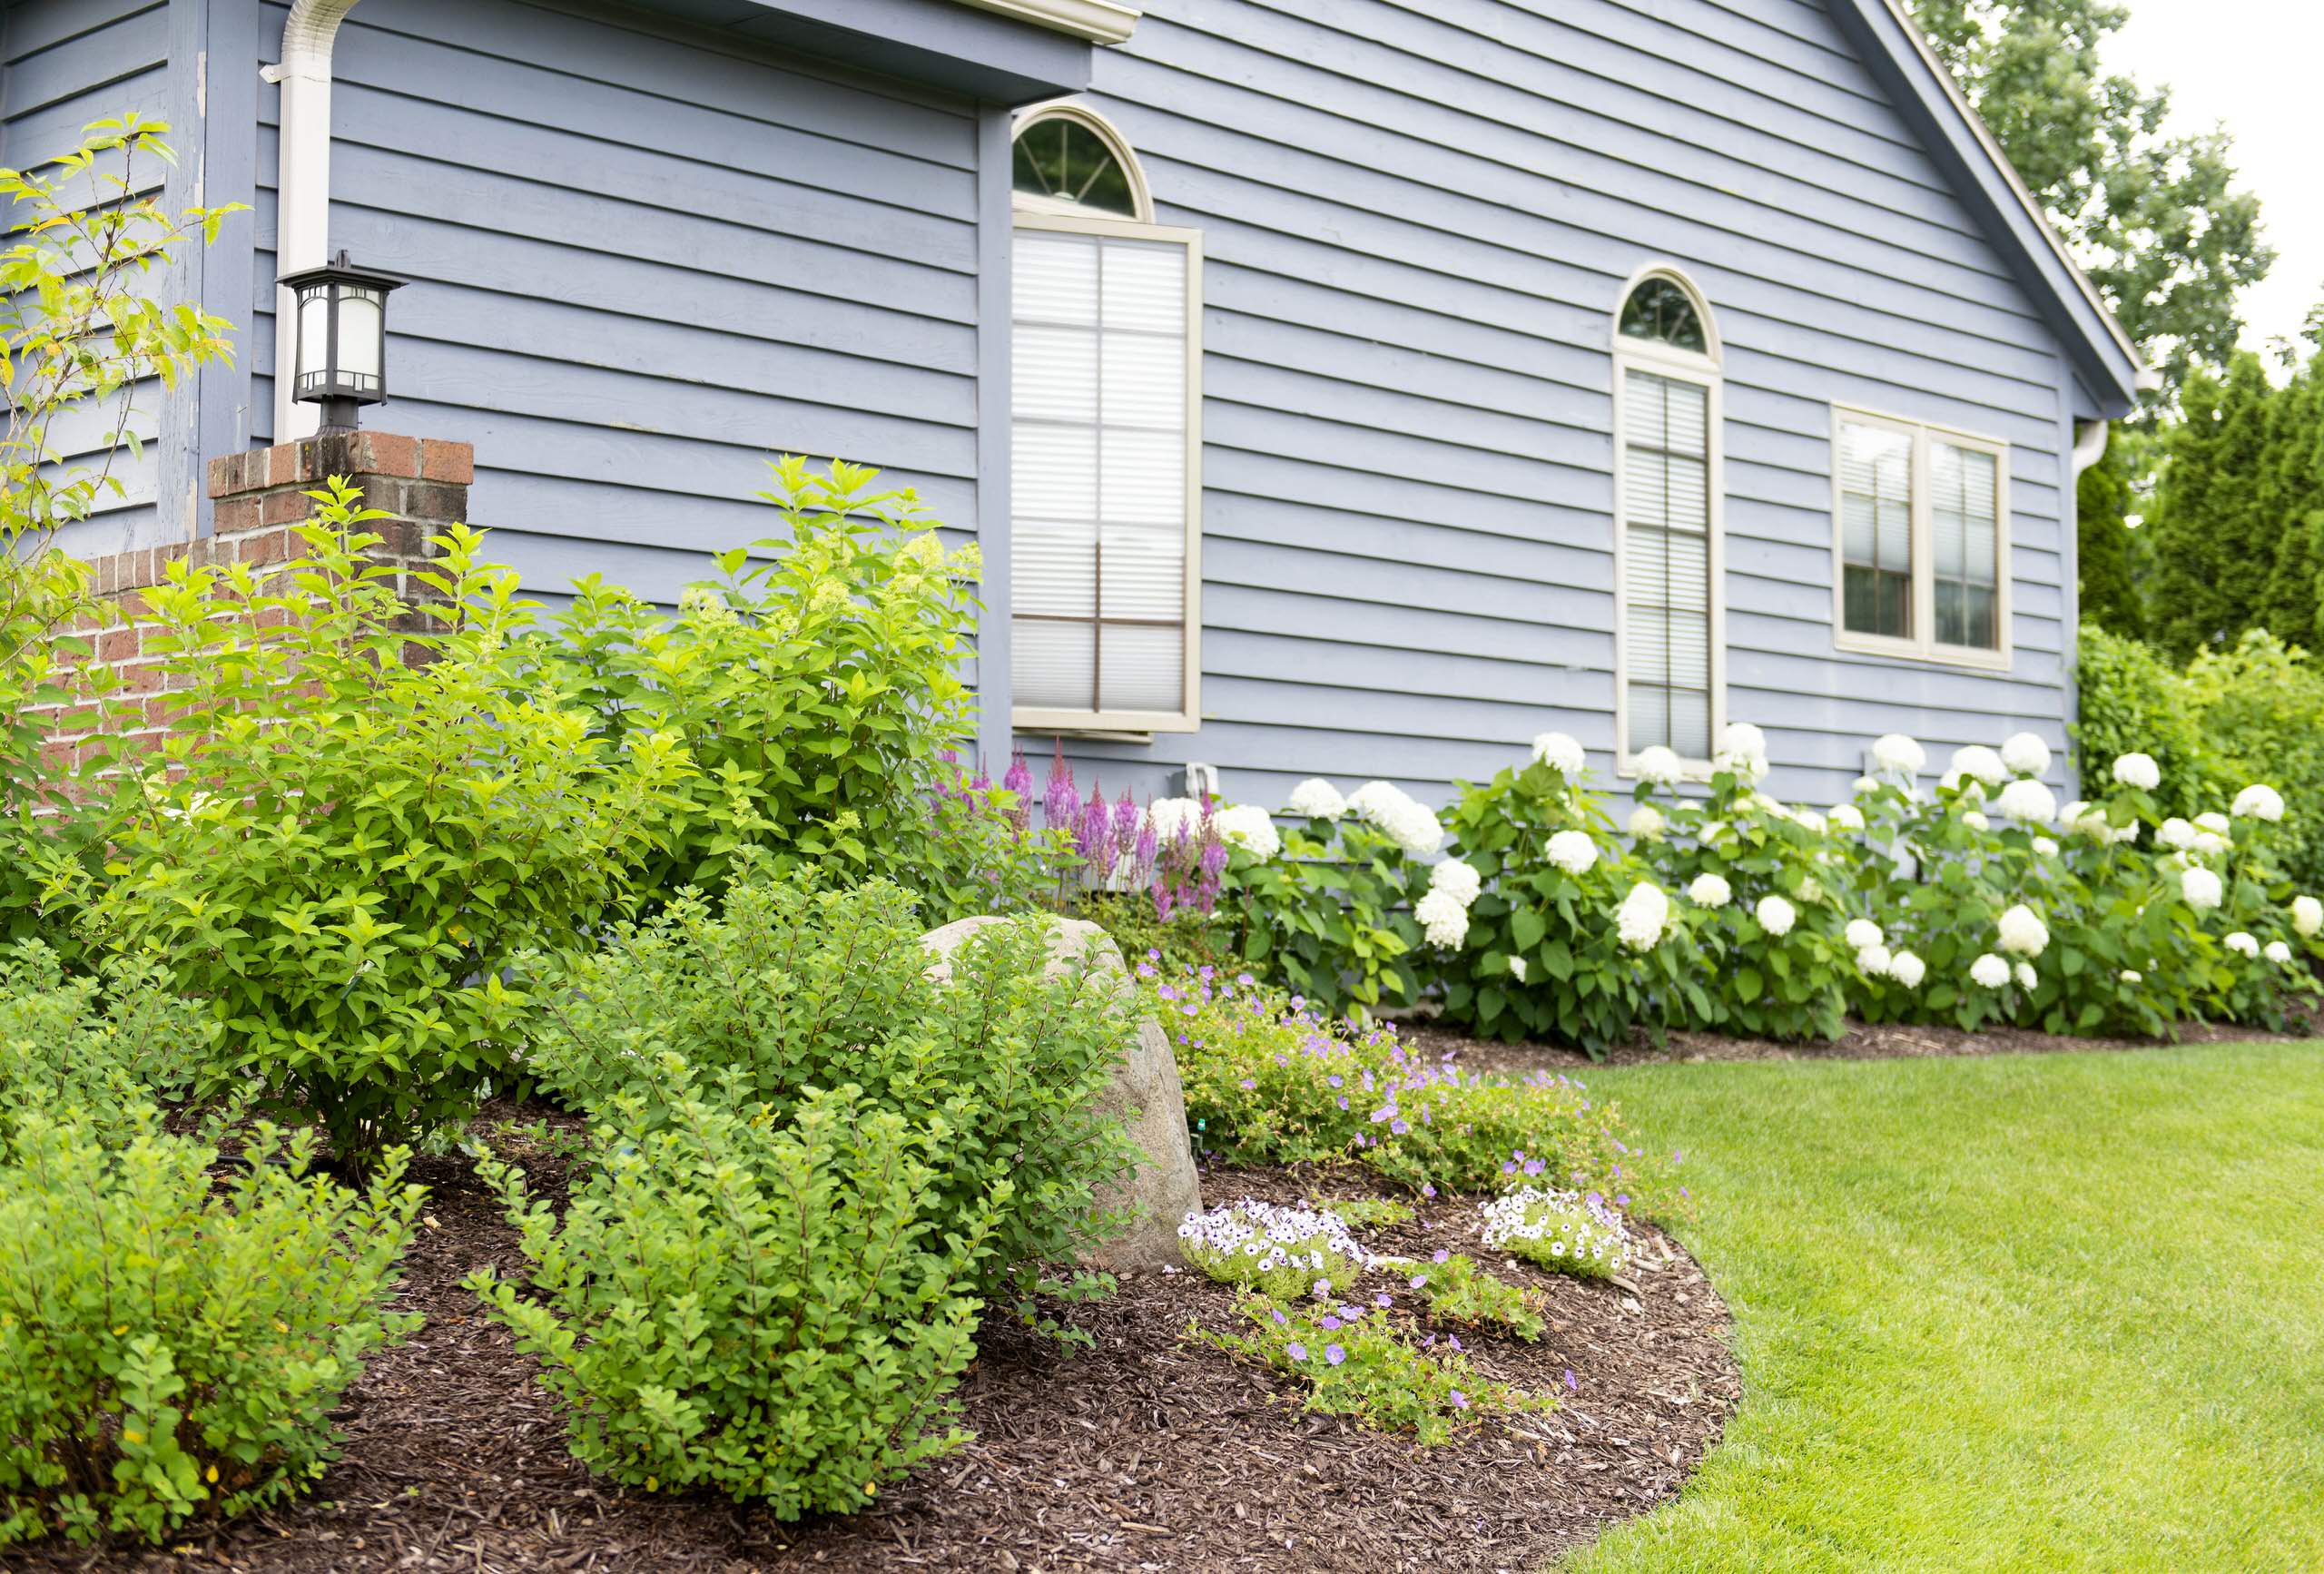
[1324,1343,1346,1366]
[1286,1342,1308,1362]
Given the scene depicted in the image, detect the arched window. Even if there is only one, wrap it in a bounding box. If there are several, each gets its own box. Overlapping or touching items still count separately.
[1612,265,1724,770]
[1008,104,1203,733]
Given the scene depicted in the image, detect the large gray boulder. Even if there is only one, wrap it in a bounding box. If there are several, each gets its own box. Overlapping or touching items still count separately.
[919,915,1201,1270]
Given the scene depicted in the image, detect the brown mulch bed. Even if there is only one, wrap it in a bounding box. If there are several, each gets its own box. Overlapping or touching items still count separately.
[6,1128,1737,1574]
[1405,1008,2314,1078]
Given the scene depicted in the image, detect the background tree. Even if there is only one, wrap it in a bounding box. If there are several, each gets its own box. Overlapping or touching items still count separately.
[2074,426,2144,638]
[2144,354,2279,656]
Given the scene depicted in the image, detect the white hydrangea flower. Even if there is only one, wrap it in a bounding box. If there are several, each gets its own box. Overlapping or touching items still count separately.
[1286,778,1347,821]
[2112,753,2161,791]
[2000,732,2052,777]
[2120,969,2142,984]
[1715,722,1770,781]
[1347,781,1444,857]
[1632,744,1685,787]
[1616,881,1669,950]
[2032,836,2059,858]
[1844,918,1885,950]
[1509,954,1530,983]
[1795,809,1828,836]
[1416,888,1471,949]
[1214,803,1282,861]
[1948,745,2008,787]
[1996,778,2057,825]
[1828,802,1866,831]
[2294,895,2322,937]
[1856,942,1893,977]
[2181,865,2223,911]
[2224,930,2260,959]
[1852,774,1879,794]
[1345,781,1401,820]
[1697,820,1729,844]
[1888,949,1926,989]
[1532,731,1589,776]
[1962,811,1991,831]
[1546,830,1599,876]
[2157,817,2196,851]
[1687,872,1732,908]
[1997,903,2049,958]
[2232,783,2285,822]
[1755,894,1796,936]
[1147,797,1204,841]
[2014,960,2038,990]
[2192,831,2229,861]
[1629,803,1667,841]
[2109,822,2142,845]
[1800,877,1824,903]
[1969,952,2010,989]
[1428,858,1482,906]
[2195,811,2231,836]
[1872,733,1926,775]
[2266,939,2293,964]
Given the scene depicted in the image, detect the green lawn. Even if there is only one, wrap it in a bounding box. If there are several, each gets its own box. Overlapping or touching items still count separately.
[1564,1040,2324,1574]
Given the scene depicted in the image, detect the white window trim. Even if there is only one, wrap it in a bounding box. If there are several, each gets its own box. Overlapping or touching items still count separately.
[1828,402,2014,673]
[1009,157,1204,734]
[1610,264,1725,780]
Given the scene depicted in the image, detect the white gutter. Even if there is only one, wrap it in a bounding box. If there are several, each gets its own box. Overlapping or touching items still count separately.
[2072,418,2110,476]
[261,0,365,444]
[946,0,1139,44]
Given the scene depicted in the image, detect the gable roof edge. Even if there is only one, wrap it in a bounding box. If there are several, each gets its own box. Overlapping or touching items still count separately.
[1833,0,2146,418]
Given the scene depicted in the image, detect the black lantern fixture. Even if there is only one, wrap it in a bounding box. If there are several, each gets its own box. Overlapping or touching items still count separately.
[279,250,404,431]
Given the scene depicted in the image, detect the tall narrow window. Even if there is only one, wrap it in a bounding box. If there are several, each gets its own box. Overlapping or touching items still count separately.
[1009,106,1204,733]
[1613,268,1722,769]
[1832,407,2011,666]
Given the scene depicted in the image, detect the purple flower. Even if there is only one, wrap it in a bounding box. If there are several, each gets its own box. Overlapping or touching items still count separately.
[1432,1248,1450,1264]
[1324,1343,1346,1366]
[1042,746,1079,832]
[1563,1369,1579,1392]
[1391,1120,1409,1136]
[1320,1314,1341,1331]
[1112,787,1138,848]
[1421,1184,1437,1199]
[1286,1342,1308,1362]
[1271,1307,1288,1325]
[1374,1292,1393,1308]
[1615,1193,1630,1207]
[1446,1334,1462,1352]
[1001,752,1034,830]
[1450,1390,1470,1410]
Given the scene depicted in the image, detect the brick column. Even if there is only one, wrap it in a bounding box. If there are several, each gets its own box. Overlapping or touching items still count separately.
[37,431,473,772]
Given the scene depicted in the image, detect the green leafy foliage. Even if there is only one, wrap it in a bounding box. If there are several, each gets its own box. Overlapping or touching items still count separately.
[1216,812,1424,1017]
[520,457,987,912]
[1311,1195,1413,1230]
[0,941,213,1153]
[0,1108,419,1547]
[1407,1253,1548,1343]
[468,1075,988,1518]
[519,868,1138,1309]
[74,483,690,1165]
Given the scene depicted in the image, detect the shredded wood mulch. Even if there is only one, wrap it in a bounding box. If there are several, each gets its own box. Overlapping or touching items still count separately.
[5,1130,1737,1574]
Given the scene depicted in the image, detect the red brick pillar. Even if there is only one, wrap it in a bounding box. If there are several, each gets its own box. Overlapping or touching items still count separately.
[37,432,473,771]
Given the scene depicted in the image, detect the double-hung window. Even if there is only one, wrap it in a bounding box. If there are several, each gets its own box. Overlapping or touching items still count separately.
[1832,407,2010,667]
[1612,270,1724,771]
[1009,105,1204,733]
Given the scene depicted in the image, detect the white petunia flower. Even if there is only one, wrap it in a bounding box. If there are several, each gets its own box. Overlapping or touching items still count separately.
[1628,803,1667,841]
[2232,783,2285,822]
[1996,778,2057,825]
[2195,812,2231,836]
[2157,817,2197,851]
[1755,894,1796,936]
[1688,872,1733,908]
[1872,733,1926,776]
[1509,954,1530,983]
[2266,939,2293,965]
[2015,960,2038,990]
[2112,753,2161,792]
[2000,732,2052,778]
[2294,895,2322,937]
[1215,803,1283,861]
[2181,865,2223,911]
[1997,903,2049,958]
[1856,943,1893,977]
[1532,732,1589,776]
[1428,858,1482,906]
[1829,802,1866,831]
[1416,888,1471,949]
[1969,953,2010,989]
[1888,949,1926,989]
[1616,881,1669,950]
[2225,931,2260,959]
[1632,744,1685,787]
[1948,745,2008,788]
[1287,778,1348,821]
[1844,918,1886,950]
[1546,830,1599,876]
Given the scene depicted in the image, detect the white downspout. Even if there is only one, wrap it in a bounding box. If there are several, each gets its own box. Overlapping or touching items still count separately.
[2071,418,2109,476]
[261,0,365,444]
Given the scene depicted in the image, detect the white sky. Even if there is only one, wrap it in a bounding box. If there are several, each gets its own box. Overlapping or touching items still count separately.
[2106,3,2324,356]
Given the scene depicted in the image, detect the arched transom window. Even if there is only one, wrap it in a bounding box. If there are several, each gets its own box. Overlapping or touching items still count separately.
[1008,104,1203,733]
[1612,266,1724,770]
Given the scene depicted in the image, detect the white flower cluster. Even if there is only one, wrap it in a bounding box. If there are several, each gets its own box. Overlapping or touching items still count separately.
[2181,865,2223,911]
[1755,893,1797,936]
[1347,780,1445,857]
[1633,744,1685,787]
[1286,778,1347,821]
[1947,745,2007,788]
[1628,803,1667,841]
[1178,1200,1369,1299]
[1532,731,1589,777]
[1872,733,1927,777]
[2295,896,2323,938]
[1687,872,1732,908]
[1996,903,2049,958]
[2233,783,2285,823]
[2112,753,2161,792]
[1828,802,1866,832]
[1419,857,1483,949]
[1480,1186,1632,1278]
[1969,952,2011,989]
[1995,778,2056,826]
[1547,829,1600,876]
[2000,732,2052,778]
[1714,721,1770,782]
[1617,881,1669,950]
[1214,803,1282,862]
[1148,797,1204,841]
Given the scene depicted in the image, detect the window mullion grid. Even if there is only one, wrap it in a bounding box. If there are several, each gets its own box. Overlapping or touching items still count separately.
[1912,427,1934,658]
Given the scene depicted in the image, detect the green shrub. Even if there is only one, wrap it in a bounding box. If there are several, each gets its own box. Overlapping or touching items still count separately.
[2073,623,2230,825]
[1213,792,1429,1017]
[77,485,690,1165]
[0,942,213,1152]
[468,1074,990,1517]
[0,1108,419,1547]
[1406,1252,1547,1341]
[521,869,1139,1312]
[523,457,988,911]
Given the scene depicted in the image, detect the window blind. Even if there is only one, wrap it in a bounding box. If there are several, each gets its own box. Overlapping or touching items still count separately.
[1839,421,1914,640]
[1623,369,1712,760]
[1931,439,1999,649]
[1010,228,1190,717]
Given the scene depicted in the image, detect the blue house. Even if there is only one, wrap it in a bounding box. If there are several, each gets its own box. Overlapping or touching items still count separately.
[4,0,2142,808]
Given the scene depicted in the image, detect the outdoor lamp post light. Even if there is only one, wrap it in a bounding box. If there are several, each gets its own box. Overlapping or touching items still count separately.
[279,249,404,432]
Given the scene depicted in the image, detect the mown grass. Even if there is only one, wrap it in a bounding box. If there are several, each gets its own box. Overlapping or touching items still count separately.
[1564,1040,2324,1573]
